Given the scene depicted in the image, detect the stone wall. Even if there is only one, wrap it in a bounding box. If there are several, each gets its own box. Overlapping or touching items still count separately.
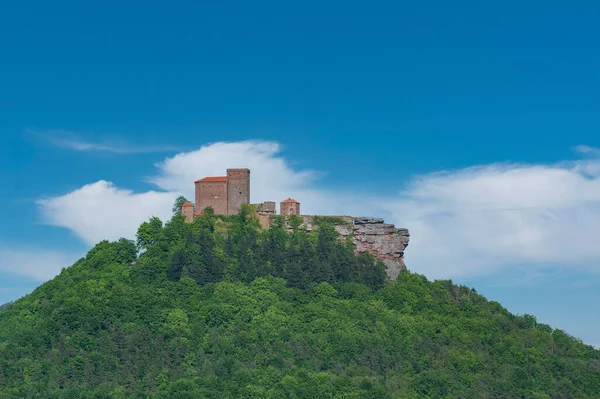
[196,181,228,215]
[279,215,410,279]
[181,203,194,222]
[254,201,276,213]
[227,169,250,215]
[257,212,271,229]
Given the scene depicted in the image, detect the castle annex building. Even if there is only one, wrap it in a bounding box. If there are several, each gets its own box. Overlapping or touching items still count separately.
[280,198,300,216]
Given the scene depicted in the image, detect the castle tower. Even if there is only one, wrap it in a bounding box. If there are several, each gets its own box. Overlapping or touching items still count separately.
[280,198,300,216]
[181,201,194,222]
[195,176,228,215]
[226,168,250,215]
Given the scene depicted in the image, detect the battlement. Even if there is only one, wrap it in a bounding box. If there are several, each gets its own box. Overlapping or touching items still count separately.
[226,168,250,178]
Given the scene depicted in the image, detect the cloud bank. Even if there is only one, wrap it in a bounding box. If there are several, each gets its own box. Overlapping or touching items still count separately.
[36,140,600,281]
[38,181,177,245]
[386,160,600,278]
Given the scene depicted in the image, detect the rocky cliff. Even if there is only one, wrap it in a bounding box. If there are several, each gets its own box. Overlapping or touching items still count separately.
[279,215,410,279]
[350,217,410,279]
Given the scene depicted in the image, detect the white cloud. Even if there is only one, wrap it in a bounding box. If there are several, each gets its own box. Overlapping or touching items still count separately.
[385,161,600,278]
[151,141,315,199]
[0,246,81,281]
[36,129,182,154]
[150,140,374,216]
[36,140,600,282]
[574,144,600,156]
[38,181,177,245]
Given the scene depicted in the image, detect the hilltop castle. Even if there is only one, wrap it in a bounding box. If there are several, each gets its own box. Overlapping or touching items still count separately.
[181,168,300,221]
[181,168,410,279]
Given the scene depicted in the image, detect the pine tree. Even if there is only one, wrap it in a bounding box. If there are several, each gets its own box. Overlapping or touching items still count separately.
[312,225,336,283]
[197,230,220,284]
[266,224,288,276]
[358,255,387,290]
[172,196,191,216]
[167,249,187,282]
[285,260,307,290]
[182,258,205,284]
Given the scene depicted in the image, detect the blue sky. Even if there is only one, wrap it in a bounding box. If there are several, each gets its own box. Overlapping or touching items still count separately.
[1,1,600,346]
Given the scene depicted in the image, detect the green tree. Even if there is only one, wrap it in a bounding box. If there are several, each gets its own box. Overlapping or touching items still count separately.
[285,260,307,290]
[202,205,215,216]
[168,248,187,282]
[311,224,336,283]
[172,196,191,216]
[264,222,288,277]
[136,216,163,251]
[162,309,191,338]
[197,229,221,284]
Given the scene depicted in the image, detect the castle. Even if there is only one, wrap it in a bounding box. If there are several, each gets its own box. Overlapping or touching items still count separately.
[181,168,300,221]
[181,168,411,279]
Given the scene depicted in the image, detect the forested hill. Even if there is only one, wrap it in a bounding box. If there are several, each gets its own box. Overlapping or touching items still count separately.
[1,208,599,398]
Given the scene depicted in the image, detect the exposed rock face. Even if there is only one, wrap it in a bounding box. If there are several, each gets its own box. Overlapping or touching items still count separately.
[351,217,410,279]
[281,215,410,279]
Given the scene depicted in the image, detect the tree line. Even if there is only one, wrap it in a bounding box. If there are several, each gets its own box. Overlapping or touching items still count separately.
[138,204,388,291]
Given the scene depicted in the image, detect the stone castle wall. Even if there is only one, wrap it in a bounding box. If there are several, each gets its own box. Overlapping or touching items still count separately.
[182,203,194,222]
[254,201,276,213]
[227,169,250,215]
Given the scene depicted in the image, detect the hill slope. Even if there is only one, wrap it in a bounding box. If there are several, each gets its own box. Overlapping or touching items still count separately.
[1,211,599,398]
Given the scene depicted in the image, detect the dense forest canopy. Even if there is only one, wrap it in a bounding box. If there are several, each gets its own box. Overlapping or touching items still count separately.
[0,206,599,398]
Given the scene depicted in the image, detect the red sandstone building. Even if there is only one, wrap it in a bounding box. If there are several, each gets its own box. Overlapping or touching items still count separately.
[280,198,300,215]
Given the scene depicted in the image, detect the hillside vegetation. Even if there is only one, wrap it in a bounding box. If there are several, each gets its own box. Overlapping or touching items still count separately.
[1,207,599,398]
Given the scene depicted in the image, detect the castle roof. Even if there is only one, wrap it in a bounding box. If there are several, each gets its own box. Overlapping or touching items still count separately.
[195,176,228,183]
[281,198,299,204]
[182,202,194,208]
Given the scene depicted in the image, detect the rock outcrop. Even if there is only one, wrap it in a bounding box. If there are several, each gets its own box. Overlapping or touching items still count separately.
[351,217,410,279]
[279,215,410,279]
